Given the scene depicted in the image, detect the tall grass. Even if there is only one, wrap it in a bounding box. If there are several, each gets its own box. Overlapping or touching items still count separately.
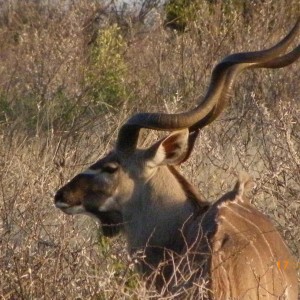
[0,0,299,298]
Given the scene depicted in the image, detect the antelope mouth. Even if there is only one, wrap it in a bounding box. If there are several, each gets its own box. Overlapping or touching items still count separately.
[55,201,70,209]
[55,202,86,215]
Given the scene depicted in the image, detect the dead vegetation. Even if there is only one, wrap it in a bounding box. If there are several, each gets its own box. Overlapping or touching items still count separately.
[0,0,299,298]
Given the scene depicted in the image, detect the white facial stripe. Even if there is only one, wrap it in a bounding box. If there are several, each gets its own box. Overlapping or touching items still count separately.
[81,168,100,175]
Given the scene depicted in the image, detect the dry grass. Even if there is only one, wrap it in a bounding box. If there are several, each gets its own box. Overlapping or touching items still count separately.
[0,1,299,299]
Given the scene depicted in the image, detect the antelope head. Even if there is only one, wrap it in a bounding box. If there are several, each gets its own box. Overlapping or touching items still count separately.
[55,19,300,229]
[54,128,204,239]
[54,20,299,297]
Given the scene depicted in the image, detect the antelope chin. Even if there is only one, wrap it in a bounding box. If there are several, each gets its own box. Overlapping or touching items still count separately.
[55,202,86,215]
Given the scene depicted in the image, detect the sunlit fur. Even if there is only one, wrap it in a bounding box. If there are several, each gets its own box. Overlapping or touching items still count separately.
[55,19,300,298]
[55,130,298,298]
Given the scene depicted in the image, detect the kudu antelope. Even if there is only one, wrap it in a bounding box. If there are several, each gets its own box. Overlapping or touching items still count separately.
[55,20,300,299]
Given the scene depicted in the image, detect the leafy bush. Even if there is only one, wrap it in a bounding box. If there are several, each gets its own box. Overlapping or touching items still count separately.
[0,1,299,299]
[85,24,129,110]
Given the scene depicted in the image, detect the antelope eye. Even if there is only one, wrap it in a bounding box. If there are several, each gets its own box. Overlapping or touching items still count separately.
[102,163,119,174]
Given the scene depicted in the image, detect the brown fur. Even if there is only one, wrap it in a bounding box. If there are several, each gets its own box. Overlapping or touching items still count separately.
[55,21,300,296]
[55,130,298,298]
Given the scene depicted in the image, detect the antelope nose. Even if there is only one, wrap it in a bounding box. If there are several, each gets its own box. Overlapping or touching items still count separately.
[54,190,71,209]
[54,189,64,203]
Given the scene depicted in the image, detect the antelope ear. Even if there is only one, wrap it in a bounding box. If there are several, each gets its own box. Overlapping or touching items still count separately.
[145,129,199,166]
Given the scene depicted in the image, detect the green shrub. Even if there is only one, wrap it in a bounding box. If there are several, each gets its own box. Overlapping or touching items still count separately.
[165,0,199,31]
[85,24,129,110]
[0,93,12,123]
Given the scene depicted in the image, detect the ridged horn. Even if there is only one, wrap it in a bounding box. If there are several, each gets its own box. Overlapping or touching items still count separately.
[117,19,300,153]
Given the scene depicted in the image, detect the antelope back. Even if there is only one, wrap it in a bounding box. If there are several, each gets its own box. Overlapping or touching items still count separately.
[204,180,298,299]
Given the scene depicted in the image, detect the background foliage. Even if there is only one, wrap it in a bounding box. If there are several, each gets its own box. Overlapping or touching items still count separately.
[0,0,299,298]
